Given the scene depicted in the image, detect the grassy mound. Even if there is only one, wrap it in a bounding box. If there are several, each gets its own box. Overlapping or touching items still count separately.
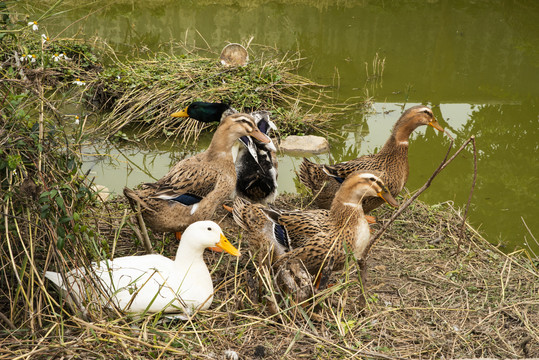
[89,46,350,142]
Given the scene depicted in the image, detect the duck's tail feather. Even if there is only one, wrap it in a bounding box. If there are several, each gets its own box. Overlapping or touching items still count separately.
[298,157,327,192]
[123,187,156,213]
[232,197,252,231]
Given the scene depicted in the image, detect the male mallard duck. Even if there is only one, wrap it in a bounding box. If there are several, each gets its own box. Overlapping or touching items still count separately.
[124,113,270,239]
[232,171,398,281]
[298,105,444,212]
[171,102,278,204]
[45,221,240,315]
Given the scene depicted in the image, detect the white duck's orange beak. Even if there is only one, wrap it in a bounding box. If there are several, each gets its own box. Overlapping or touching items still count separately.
[208,234,240,257]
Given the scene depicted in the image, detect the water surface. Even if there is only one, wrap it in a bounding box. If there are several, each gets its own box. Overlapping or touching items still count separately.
[34,0,539,253]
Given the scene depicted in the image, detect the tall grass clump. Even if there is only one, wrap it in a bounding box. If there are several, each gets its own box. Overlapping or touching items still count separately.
[87,44,353,142]
[0,0,117,337]
[0,83,103,327]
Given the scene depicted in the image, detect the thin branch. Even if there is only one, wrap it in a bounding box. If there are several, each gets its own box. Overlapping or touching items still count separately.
[365,135,476,257]
[457,135,477,255]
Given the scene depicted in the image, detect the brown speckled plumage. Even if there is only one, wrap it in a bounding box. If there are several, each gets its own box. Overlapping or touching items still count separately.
[298,105,444,211]
[233,171,397,279]
[124,113,269,233]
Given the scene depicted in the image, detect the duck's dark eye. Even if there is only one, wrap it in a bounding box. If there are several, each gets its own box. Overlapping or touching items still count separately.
[207,227,212,231]
[423,109,432,115]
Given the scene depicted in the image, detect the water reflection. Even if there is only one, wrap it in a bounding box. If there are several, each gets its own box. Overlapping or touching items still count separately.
[39,0,538,254]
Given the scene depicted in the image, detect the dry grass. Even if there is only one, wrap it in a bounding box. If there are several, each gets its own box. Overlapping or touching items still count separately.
[86,43,356,143]
[2,186,537,359]
[1,30,359,144]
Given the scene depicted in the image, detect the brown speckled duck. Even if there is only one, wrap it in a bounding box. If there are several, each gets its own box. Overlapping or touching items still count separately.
[124,113,270,239]
[232,170,398,281]
[171,102,278,204]
[298,105,444,212]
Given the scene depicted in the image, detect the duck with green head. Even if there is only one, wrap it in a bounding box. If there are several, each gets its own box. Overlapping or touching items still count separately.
[172,101,278,204]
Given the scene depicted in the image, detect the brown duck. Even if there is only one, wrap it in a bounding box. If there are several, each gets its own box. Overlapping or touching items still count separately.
[298,105,444,212]
[232,170,398,281]
[124,113,270,239]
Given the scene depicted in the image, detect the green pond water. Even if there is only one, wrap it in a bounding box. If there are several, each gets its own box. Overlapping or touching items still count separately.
[34,0,538,254]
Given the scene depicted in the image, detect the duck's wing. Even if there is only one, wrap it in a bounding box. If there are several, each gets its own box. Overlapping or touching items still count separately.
[238,135,259,162]
[233,197,329,252]
[252,111,277,151]
[232,112,278,203]
[91,255,188,313]
[323,154,382,179]
[299,155,383,192]
[264,208,329,249]
[237,112,277,161]
[149,159,224,202]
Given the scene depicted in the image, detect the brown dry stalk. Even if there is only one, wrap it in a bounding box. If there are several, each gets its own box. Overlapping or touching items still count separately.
[366,135,477,257]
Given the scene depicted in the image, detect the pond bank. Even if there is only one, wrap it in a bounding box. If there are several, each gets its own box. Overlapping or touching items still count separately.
[1,185,537,358]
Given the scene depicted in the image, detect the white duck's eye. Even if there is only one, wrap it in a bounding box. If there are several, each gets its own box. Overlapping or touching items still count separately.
[207,227,212,231]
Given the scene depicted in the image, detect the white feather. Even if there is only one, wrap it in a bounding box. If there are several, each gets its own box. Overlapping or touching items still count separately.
[45,221,232,315]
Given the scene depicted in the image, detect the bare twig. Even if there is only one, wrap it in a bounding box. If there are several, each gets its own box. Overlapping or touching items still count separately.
[457,136,477,255]
[366,135,477,256]
[0,311,16,330]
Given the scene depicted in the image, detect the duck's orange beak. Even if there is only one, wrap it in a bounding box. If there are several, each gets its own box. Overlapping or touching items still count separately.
[428,118,444,132]
[249,128,271,144]
[171,106,189,118]
[208,233,240,256]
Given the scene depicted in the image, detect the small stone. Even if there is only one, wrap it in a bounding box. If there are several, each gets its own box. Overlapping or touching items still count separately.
[223,349,239,360]
[253,345,266,358]
[278,135,330,154]
[91,184,110,202]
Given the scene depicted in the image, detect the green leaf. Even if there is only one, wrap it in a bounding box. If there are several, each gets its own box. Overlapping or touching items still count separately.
[57,236,65,250]
[55,195,65,210]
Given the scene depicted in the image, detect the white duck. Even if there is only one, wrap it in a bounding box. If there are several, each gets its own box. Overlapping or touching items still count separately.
[45,221,240,316]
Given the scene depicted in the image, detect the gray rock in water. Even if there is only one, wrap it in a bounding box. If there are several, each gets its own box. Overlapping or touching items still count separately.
[278,135,329,154]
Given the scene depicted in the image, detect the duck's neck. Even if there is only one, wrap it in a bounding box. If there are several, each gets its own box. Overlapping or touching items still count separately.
[382,116,421,150]
[204,128,237,162]
[174,242,205,267]
[330,198,365,249]
[377,132,410,158]
[330,199,364,228]
[330,198,370,259]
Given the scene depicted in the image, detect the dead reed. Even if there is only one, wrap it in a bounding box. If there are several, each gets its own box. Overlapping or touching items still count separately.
[1,164,537,359]
[87,43,354,143]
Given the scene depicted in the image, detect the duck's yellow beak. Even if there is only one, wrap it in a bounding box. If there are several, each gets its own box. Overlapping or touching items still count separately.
[428,118,444,132]
[249,128,271,144]
[208,234,240,256]
[377,188,398,207]
[171,106,189,118]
